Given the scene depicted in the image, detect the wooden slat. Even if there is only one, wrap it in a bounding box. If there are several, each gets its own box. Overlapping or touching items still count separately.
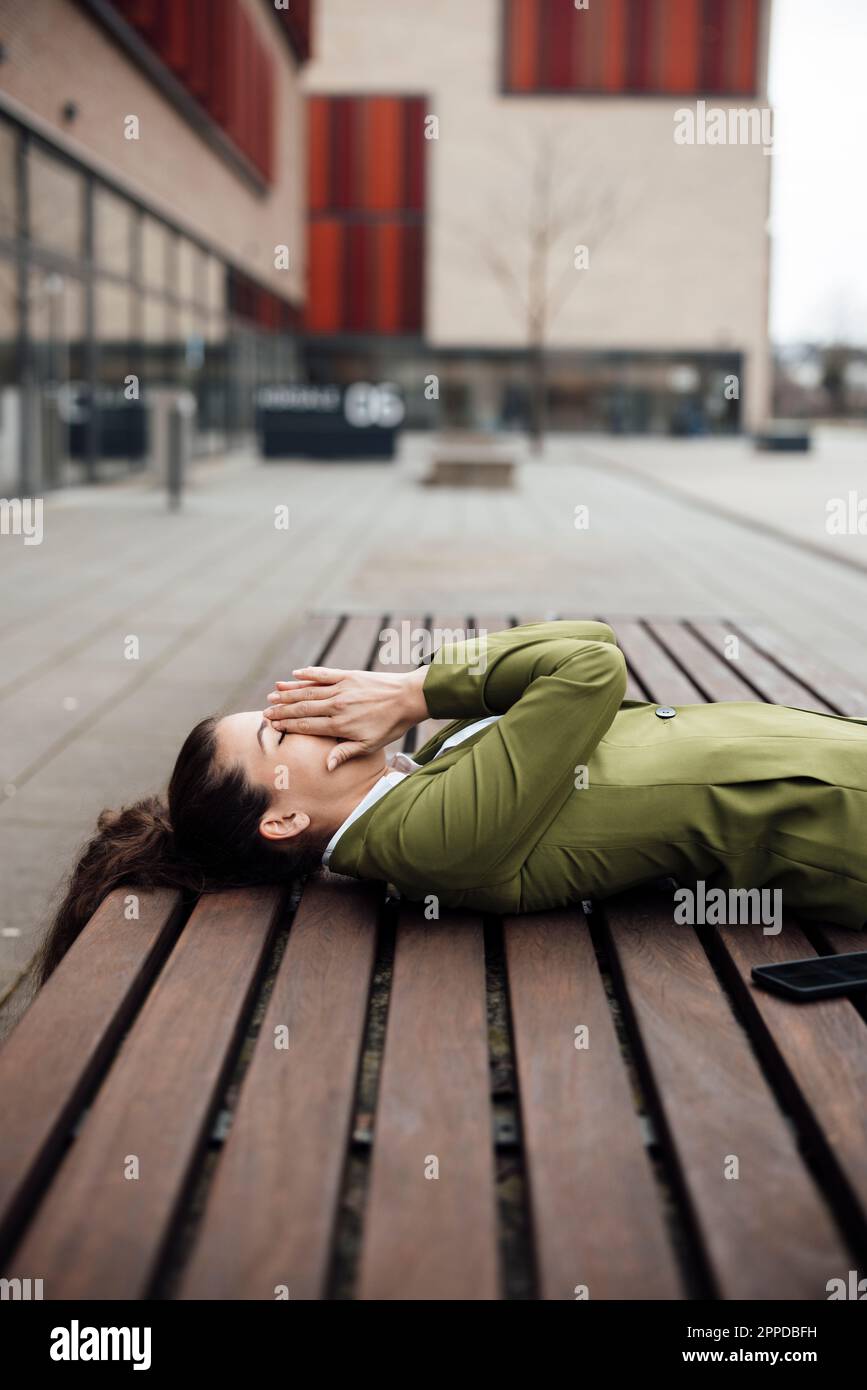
[5,888,284,1299]
[358,905,499,1299]
[733,620,867,716]
[604,893,848,1298]
[318,614,385,671]
[228,613,342,712]
[646,620,756,701]
[713,920,867,1230]
[603,618,703,704]
[178,876,380,1299]
[504,910,682,1299]
[817,924,867,957]
[689,620,834,710]
[0,888,183,1257]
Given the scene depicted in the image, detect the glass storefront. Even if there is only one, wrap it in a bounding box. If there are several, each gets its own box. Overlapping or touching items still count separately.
[0,111,302,494]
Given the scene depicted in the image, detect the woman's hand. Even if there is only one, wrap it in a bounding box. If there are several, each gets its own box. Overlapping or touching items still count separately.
[264,664,430,770]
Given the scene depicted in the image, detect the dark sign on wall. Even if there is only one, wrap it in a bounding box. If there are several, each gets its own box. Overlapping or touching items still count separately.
[257,382,405,459]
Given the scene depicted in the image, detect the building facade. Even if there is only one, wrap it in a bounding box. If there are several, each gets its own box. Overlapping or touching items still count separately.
[302,0,773,434]
[0,0,774,494]
[0,0,311,491]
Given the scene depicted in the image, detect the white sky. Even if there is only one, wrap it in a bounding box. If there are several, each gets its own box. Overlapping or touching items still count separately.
[768,0,867,345]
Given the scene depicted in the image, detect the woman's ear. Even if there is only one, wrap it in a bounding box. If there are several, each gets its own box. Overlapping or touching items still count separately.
[259,809,310,843]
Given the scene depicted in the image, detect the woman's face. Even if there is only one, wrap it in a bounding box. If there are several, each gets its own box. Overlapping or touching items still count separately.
[215,710,386,846]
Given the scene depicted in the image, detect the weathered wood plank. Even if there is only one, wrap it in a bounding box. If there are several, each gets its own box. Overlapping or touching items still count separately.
[647,620,755,701]
[604,893,848,1298]
[358,905,499,1300]
[689,620,833,711]
[733,620,867,717]
[504,909,682,1300]
[5,888,284,1299]
[713,920,867,1233]
[318,614,385,672]
[227,614,342,712]
[179,877,380,1299]
[602,619,702,704]
[0,888,183,1258]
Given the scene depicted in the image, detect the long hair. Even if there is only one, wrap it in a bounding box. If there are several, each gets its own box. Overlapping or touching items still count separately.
[35,715,323,985]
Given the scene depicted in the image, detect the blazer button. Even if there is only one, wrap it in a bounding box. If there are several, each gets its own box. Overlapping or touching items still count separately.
[655,706,677,719]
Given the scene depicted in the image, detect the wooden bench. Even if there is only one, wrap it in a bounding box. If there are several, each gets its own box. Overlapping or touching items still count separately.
[422,432,517,488]
[1,613,866,1300]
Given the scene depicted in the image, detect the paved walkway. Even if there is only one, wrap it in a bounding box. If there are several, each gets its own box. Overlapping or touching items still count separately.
[3,426,867,1033]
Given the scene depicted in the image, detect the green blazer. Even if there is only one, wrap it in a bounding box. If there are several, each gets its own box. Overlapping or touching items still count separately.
[329,622,867,929]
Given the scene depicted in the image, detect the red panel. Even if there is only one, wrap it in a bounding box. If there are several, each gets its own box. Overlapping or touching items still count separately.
[206,0,232,125]
[502,0,754,95]
[344,223,369,332]
[119,0,160,36]
[625,0,653,91]
[306,95,426,335]
[403,98,426,213]
[187,0,211,97]
[275,0,313,64]
[375,222,401,334]
[306,220,343,333]
[728,0,759,93]
[660,0,700,92]
[308,98,330,213]
[163,0,193,75]
[400,223,423,334]
[699,0,726,92]
[545,0,576,90]
[505,0,538,91]
[331,98,356,212]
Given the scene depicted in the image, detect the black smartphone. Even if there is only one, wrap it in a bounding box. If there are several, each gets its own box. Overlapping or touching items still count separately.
[752,951,867,1001]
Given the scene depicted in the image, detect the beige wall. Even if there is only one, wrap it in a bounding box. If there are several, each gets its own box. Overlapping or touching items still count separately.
[0,0,307,302]
[304,0,772,425]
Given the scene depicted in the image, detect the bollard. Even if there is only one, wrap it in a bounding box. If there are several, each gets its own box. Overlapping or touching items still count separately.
[166,393,195,511]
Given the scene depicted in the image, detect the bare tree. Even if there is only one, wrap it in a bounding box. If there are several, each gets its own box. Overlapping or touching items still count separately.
[451,128,621,451]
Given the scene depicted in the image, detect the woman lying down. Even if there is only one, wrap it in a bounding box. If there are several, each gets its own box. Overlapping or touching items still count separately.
[38,621,867,981]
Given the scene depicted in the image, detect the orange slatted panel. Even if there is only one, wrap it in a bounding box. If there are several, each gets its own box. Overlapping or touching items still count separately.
[308,98,331,213]
[163,0,192,74]
[660,0,700,91]
[375,222,402,335]
[729,0,760,93]
[306,220,343,333]
[365,98,403,213]
[602,0,628,92]
[506,0,538,92]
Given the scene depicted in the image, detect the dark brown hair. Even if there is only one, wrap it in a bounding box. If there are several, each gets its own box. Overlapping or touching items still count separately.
[36,715,323,984]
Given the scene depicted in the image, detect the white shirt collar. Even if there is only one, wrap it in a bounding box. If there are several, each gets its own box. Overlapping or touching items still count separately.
[320,717,502,868]
[321,759,411,867]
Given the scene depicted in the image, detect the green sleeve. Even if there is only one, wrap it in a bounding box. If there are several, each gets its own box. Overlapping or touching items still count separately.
[380,622,628,891]
[422,620,621,719]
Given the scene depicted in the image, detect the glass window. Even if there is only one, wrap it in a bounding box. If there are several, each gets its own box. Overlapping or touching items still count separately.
[27,144,85,258]
[143,294,167,342]
[177,236,202,304]
[141,215,169,291]
[204,255,226,314]
[95,281,133,379]
[94,186,134,276]
[0,255,18,388]
[0,122,18,241]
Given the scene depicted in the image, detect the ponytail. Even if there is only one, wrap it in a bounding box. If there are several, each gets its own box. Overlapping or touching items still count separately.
[35,795,202,985]
[37,715,324,986]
